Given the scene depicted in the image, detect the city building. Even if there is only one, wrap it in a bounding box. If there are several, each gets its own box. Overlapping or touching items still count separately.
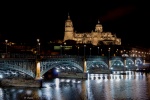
[63,14,121,46]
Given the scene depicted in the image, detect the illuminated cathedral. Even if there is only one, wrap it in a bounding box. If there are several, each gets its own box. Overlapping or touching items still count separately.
[63,14,121,46]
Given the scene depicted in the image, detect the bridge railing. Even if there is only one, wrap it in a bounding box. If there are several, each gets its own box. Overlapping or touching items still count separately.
[41,55,82,58]
[0,53,36,59]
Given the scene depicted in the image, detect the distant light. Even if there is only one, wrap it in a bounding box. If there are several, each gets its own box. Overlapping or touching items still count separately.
[56,69,59,72]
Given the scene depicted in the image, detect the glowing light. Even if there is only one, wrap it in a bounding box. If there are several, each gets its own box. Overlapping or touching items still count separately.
[0,74,3,78]
[66,79,70,82]
[60,79,65,82]
[18,89,23,93]
[72,79,76,83]
[26,90,32,95]
[56,69,59,72]
[77,80,81,83]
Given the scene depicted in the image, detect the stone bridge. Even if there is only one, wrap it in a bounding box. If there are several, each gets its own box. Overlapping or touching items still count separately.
[0,55,147,79]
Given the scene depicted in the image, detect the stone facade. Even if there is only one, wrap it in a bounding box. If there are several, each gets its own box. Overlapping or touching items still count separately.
[63,15,121,46]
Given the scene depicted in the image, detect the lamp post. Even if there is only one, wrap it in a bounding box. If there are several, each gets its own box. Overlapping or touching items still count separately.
[37,39,40,55]
[5,40,8,54]
[37,38,40,43]
[116,49,118,56]
[83,44,86,74]
[108,48,111,59]
[84,45,86,57]
[64,42,66,55]
[60,45,62,55]
[90,48,91,56]
[101,49,102,56]
[38,42,40,55]
[78,47,79,56]
[108,47,111,69]
[97,47,99,55]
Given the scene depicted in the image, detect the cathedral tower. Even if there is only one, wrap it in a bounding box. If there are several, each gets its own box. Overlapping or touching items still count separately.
[64,13,74,41]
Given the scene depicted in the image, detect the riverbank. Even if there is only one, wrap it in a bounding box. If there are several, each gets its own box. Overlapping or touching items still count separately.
[0,78,41,87]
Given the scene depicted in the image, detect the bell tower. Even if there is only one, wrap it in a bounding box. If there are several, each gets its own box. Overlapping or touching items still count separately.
[64,13,74,41]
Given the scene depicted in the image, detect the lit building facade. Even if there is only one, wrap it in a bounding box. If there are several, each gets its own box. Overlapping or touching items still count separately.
[64,15,121,46]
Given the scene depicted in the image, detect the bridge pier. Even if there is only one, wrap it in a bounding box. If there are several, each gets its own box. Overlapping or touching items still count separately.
[135,59,136,66]
[84,58,87,73]
[35,61,42,80]
[124,59,126,67]
[143,59,145,65]
[83,58,88,79]
[109,60,111,69]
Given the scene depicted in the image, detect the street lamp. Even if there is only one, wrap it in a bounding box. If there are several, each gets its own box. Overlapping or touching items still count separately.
[37,38,40,43]
[64,42,66,45]
[83,44,86,74]
[38,42,40,55]
[97,47,99,55]
[60,45,62,55]
[90,48,91,56]
[108,48,111,59]
[37,39,40,55]
[108,47,111,69]
[84,45,86,57]
[116,49,118,56]
[78,47,79,56]
[5,40,8,54]
[124,50,126,55]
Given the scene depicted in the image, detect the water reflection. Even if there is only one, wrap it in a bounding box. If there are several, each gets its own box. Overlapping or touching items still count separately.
[0,71,150,100]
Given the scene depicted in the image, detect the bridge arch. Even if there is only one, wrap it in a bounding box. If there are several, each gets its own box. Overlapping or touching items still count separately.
[135,58,143,67]
[126,58,135,68]
[110,59,124,70]
[0,63,35,78]
[40,61,83,77]
[87,61,108,69]
[86,61,109,73]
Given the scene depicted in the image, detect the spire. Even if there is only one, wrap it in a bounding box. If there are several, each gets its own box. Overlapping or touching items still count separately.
[68,12,70,19]
[98,19,100,24]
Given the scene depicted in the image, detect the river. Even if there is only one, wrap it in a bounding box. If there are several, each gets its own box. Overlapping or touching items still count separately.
[0,71,150,100]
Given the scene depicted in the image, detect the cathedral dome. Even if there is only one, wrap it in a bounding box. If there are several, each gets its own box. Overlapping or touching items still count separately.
[65,19,72,23]
[96,23,102,27]
[95,20,102,27]
[95,20,103,32]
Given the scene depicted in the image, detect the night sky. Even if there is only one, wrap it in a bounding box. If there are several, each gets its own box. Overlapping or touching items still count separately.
[0,1,149,48]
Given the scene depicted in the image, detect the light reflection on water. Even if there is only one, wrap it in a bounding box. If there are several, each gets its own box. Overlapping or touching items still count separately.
[0,71,150,100]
